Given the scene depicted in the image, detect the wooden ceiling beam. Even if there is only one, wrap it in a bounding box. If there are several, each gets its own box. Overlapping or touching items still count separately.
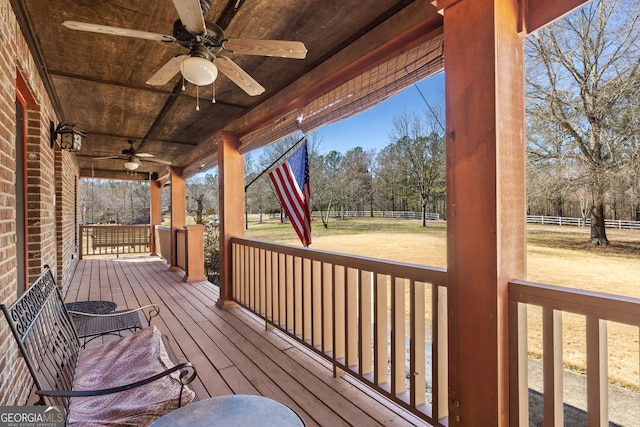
[48,70,173,95]
[81,132,198,146]
[520,0,591,34]
[79,168,160,181]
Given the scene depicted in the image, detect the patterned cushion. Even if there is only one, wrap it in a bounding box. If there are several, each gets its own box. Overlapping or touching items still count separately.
[68,326,195,426]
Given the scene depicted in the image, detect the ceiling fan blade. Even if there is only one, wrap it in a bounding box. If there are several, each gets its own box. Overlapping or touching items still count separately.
[146,55,188,85]
[144,158,173,165]
[63,21,175,42]
[223,39,307,59]
[135,153,155,158]
[215,56,265,96]
[172,0,207,35]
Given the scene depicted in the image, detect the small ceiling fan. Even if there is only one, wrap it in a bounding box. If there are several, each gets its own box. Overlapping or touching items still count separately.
[94,140,172,171]
[62,0,307,96]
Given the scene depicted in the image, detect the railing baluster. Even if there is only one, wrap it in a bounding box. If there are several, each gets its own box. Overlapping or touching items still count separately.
[359,270,373,378]
[322,262,333,354]
[266,249,273,322]
[508,300,528,427]
[279,253,286,329]
[410,279,426,407]
[294,256,302,338]
[286,255,294,333]
[312,260,322,348]
[542,307,563,426]
[435,285,448,421]
[374,273,388,387]
[231,242,237,298]
[392,276,406,396]
[346,268,358,370]
[333,265,345,374]
[259,248,265,315]
[586,316,608,427]
[248,247,254,310]
[252,247,258,311]
[303,258,312,342]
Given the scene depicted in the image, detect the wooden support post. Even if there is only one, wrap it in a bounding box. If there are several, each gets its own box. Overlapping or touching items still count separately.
[432,0,591,425]
[436,0,526,425]
[170,167,186,271]
[184,224,207,282]
[150,180,162,256]
[216,132,245,308]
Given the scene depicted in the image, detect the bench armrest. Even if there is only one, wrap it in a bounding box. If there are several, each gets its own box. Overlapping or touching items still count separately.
[35,362,196,398]
[68,304,160,324]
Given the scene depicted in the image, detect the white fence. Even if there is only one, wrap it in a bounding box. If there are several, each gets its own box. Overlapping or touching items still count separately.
[312,211,441,220]
[526,215,640,230]
[311,211,640,230]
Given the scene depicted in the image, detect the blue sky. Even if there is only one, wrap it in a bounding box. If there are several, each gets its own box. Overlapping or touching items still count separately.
[198,72,445,177]
[316,71,445,154]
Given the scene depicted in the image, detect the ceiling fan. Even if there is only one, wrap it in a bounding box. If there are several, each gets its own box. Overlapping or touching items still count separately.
[94,140,172,171]
[62,0,307,97]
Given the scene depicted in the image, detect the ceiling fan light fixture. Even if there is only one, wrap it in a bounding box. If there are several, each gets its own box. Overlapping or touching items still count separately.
[124,159,140,171]
[182,56,218,86]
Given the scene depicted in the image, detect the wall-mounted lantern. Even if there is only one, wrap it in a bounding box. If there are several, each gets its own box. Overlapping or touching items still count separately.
[50,121,86,152]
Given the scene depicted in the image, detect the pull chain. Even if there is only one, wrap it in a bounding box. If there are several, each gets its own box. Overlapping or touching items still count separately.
[196,85,200,111]
[181,61,186,91]
[212,82,216,104]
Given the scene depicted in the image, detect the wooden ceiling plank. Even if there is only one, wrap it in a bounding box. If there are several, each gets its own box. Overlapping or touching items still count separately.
[16,0,441,178]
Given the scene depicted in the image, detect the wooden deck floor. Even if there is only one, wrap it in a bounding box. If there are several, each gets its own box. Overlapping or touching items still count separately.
[65,256,428,427]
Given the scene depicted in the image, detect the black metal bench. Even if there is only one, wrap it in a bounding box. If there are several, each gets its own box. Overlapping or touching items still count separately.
[1,266,197,425]
[65,299,160,347]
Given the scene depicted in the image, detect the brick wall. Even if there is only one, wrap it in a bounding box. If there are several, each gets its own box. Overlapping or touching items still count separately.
[56,147,80,289]
[0,0,80,405]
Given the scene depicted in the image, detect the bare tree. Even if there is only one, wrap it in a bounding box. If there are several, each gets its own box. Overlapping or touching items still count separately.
[186,173,218,224]
[389,110,446,226]
[341,147,375,214]
[374,144,402,212]
[526,0,640,244]
[315,150,345,227]
[526,118,578,217]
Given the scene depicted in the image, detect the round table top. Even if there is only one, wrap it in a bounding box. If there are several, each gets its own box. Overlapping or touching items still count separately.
[149,395,305,427]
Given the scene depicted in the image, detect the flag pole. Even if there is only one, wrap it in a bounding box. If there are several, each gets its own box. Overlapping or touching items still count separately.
[244,135,306,229]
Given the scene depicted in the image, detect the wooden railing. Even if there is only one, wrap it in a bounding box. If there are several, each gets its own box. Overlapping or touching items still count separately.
[176,229,186,270]
[155,226,171,262]
[230,237,449,425]
[509,280,640,426]
[154,225,206,282]
[79,225,151,259]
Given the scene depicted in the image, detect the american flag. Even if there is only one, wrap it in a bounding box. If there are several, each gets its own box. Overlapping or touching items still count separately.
[268,142,311,246]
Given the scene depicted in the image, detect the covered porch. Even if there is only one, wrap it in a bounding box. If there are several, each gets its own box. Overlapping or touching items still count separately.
[65,256,424,427]
[5,0,627,425]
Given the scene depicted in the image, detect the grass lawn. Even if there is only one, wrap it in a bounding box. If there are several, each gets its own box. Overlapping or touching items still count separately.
[245,216,640,391]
